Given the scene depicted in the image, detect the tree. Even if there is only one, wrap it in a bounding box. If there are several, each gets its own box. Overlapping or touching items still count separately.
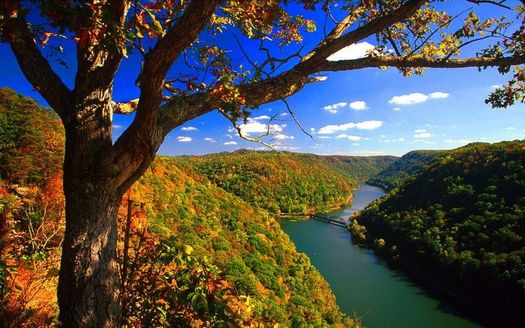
[0,0,523,326]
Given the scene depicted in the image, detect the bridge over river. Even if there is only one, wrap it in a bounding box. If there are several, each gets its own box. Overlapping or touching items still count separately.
[309,214,348,227]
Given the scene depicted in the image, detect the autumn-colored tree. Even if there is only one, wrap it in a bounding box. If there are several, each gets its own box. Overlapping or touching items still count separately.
[0,0,524,326]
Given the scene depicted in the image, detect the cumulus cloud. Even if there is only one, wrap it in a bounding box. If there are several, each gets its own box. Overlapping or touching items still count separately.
[379,137,405,143]
[223,141,237,145]
[445,139,473,144]
[335,134,363,141]
[392,107,401,111]
[318,120,383,134]
[274,134,295,140]
[318,136,332,139]
[349,101,369,111]
[275,145,301,151]
[428,92,450,99]
[250,115,271,121]
[181,126,198,131]
[177,136,192,142]
[323,102,347,114]
[228,122,286,137]
[414,129,433,138]
[204,137,216,143]
[389,92,450,106]
[327,42,375,61]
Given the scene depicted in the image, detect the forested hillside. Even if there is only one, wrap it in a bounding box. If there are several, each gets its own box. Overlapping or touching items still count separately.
[353,141,525,326]
[367,150,442,191]
[186,151,395,215]
[0,88,359,326]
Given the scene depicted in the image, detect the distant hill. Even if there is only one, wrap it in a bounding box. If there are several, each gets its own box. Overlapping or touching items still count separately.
[185,150,396,214]
[367,150,443,191]
[322,154,398,181]
[354,140,525,327]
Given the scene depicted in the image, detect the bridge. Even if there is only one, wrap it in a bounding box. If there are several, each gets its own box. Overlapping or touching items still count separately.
[309,214,348,227]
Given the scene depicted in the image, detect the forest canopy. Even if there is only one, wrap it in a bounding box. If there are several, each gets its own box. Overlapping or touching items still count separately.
[354,140,525,326]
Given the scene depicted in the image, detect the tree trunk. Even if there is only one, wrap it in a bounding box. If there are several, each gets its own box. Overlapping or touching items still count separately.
[57,90,130,327]
[57,183,122,327]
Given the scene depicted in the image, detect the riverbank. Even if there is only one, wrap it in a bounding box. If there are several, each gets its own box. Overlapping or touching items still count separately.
[280,184,479,328]
[278,193,353,218]
[349,222,523,327]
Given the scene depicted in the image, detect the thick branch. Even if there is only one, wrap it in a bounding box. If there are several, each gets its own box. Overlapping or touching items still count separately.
[74,0,130,99]
[111,0,220,191]
[136,0,220,117]
[158,70,311,135]
[8,15,71,117]
[318,55,525,71]
[301,0,426,64]
[112,99,139,114]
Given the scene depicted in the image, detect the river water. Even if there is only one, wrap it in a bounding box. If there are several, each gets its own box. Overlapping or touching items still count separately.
[279,183,480,328]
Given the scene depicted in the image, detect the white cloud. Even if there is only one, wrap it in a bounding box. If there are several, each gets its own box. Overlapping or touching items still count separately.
[223,141,237,145]
[275,145,301,151]
[181,126,198,131]
[250,115,271,121]
[389,92,450,106]
[204,137,216,143]
[445,139,473,144]
[414,129,433,139]
[505,127,516,130]
[335,134,363,141]
[318,120,383,134]
[392,107,401,111]
[349,101,369,111]
[274,134,295,140]
[318,136,332,139]
[323,102,347,114]
[351,150,388,156]
[280,112,288,116]
[112,124,123,129]
[177,136,192,142]
[228,122,286,137]
[327,42,375,61]
[428,92,450,99]
[379,137,405,143]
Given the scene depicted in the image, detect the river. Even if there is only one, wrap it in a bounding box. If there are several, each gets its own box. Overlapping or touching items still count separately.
[279,183,480,328]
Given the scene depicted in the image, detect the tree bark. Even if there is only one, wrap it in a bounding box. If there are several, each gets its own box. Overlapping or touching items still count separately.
[57,90,132,327]
[58,182,122,327]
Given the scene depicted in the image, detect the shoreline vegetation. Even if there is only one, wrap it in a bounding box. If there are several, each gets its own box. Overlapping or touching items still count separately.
[351,141,525,327]
[280,192,353,218]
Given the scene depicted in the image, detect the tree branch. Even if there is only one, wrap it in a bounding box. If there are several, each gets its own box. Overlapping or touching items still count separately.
[111,0,220,191]
[318,55,525,71]
[8,14,71,117]
[135,0,220,117]
[301,0,426,65]
[74,0,130,100]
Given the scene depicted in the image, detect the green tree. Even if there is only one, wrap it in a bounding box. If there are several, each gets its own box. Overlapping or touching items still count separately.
[1,1,524,326]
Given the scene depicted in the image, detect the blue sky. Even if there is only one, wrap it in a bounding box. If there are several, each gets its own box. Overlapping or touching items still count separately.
[1,2,524,157]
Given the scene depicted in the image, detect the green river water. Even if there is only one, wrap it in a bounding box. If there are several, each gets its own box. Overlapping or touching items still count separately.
[279,183,481,328]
